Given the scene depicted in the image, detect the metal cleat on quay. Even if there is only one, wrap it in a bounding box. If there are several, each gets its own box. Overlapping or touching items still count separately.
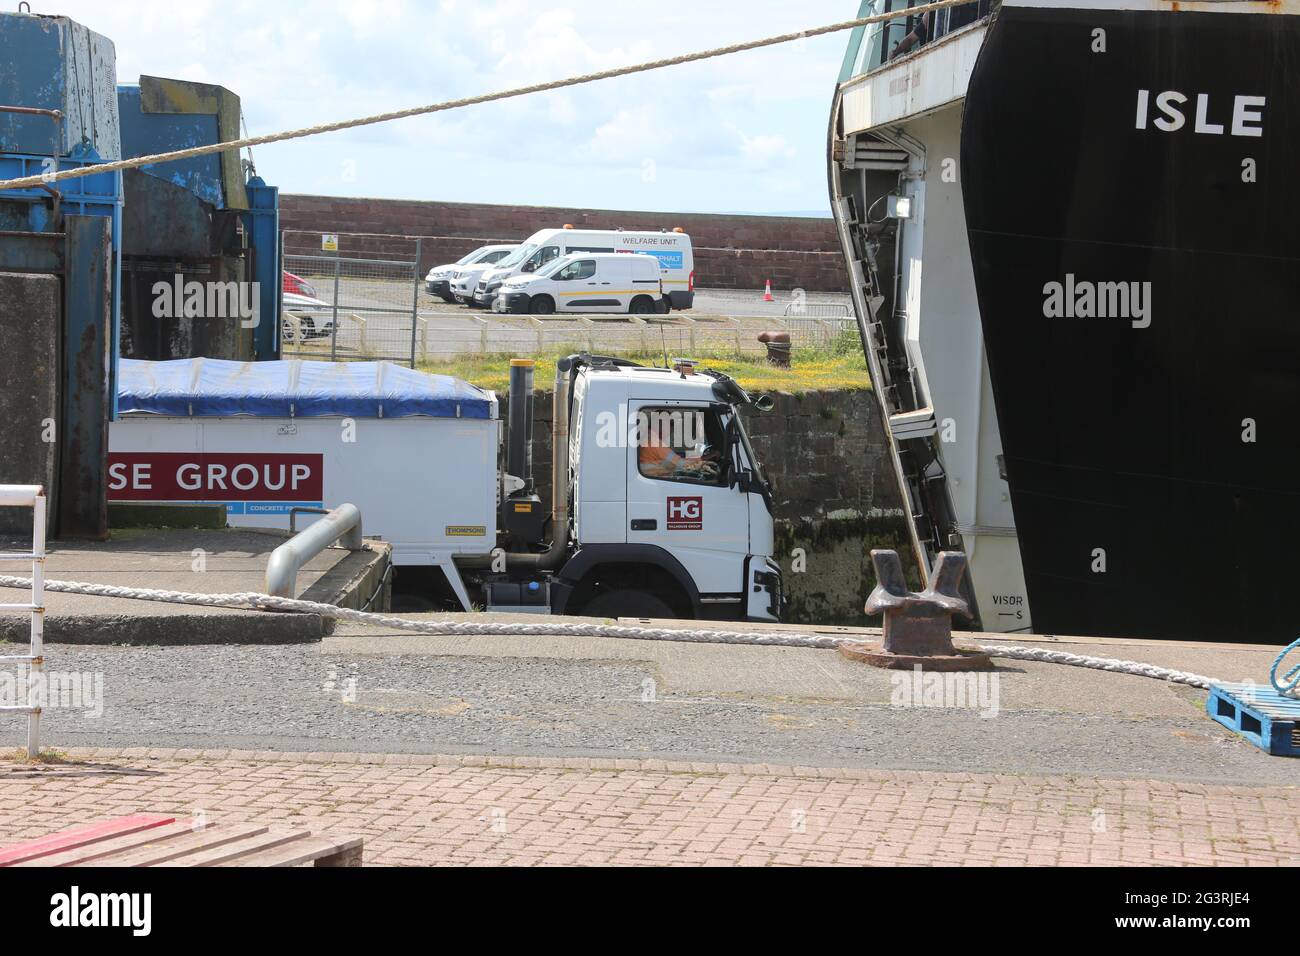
[839,549,993,671]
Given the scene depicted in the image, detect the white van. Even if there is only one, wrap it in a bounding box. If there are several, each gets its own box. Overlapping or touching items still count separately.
[450,245,518,306]
[425,244,516,304]
[494,253,665,315]
[473,226,694,311]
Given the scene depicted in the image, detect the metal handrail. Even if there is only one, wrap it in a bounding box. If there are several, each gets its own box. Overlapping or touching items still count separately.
[265,503,364,599]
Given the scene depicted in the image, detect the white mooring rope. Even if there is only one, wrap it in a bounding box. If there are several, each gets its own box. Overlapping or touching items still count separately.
[0,575,1218,689]
[0,0,970,193]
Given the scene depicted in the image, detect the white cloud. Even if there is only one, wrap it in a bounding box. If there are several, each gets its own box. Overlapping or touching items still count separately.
[737,131,797,169]
[37,0,844,214]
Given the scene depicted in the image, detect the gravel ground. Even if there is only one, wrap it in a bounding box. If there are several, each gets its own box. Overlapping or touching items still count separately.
[5,641,1298,787]
[283,286,855,363]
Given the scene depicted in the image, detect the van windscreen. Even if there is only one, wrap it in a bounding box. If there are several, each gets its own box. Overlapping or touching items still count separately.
[496,244,537,269]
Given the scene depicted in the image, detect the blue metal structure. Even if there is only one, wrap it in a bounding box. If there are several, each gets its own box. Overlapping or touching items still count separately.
[0,13,121,161]
[245,176,282,359]
[0,146,123,413]
[117,84,225,207]
[117,75,278,361]
[0,11,122,537]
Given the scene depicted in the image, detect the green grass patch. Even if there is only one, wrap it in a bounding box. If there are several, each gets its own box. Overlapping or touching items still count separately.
[418,347,871,395]
[6,748,72,765]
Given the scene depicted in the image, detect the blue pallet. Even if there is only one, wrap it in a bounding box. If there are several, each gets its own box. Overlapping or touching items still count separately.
[1206,683,1300,757]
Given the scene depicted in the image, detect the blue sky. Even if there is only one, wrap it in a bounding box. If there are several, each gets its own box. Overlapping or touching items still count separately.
[55,0,854,215]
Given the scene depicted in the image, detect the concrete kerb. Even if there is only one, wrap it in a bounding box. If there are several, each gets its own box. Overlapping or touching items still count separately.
[0,528,391,646]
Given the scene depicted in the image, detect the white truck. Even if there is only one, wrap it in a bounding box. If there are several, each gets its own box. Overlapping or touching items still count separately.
[108,354,783,622]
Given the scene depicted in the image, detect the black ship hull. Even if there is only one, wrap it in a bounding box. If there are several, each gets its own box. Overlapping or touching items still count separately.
[962,4,1300,642]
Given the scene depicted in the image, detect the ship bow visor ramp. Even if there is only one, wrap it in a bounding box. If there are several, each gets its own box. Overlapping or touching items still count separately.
[960,2,1300,643]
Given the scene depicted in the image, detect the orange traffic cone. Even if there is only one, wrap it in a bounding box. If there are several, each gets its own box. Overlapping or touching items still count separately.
[763,279,775,303]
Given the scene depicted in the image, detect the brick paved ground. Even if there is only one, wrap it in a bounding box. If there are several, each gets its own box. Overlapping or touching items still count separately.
[2,749,1297,866]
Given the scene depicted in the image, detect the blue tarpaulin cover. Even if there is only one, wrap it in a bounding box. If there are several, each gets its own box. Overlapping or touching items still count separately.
[117,358,494,420]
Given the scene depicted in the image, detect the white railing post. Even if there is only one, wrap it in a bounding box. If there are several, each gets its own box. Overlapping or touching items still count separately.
[0,485,47,758]
[28,492,44,758]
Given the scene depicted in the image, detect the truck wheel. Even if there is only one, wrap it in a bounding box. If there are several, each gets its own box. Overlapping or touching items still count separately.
[529,295,555,315]
[581,589,677,620]
[629,295,656,315]
[438,293,458,305]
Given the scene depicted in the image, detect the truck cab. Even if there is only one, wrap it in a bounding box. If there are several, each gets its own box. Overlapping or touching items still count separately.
[485,354,783,623]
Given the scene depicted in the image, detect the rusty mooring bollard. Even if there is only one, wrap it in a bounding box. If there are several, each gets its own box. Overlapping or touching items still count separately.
[757,330,791,368]
[839,549,993,670]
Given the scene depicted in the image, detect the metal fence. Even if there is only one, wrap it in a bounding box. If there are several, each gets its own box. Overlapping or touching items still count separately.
[279,231,856,364]
[783,301,856,351]
[412,313,859,361]
[281,239,423,367]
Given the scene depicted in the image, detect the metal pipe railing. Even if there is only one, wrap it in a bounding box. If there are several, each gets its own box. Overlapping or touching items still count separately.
[0,485,47,757]
[265,503,364,599]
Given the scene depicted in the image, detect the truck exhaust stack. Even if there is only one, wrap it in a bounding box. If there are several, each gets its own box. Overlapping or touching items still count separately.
[501,359,547,547]
[507,357,570,571]
[505,360,535,494]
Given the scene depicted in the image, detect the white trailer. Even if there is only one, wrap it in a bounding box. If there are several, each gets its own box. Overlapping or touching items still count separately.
[108,355,783,622]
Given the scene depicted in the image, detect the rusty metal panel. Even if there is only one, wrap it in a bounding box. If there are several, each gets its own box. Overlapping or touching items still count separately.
[119,168,219,258]
[0,229,63,273]
[0,12,120,160]
[132,75,246,210]
[0,271,60,537]
[59,215,112,539]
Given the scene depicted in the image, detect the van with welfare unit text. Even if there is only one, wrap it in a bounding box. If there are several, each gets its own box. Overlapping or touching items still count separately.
[473,226,694,312]
[494,253,666,315]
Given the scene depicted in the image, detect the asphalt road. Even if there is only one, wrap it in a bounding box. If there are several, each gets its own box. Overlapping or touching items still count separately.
[7,634,1299,787]
[281,282,854,361]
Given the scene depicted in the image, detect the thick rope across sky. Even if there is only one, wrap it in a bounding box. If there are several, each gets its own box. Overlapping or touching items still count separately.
[0,0,970,192]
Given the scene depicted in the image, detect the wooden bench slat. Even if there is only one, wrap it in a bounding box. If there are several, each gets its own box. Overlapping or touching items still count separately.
[12,821,197,867]
[0,814,175,867]
[227,834,364,868]
[86,823,269,867]
[156,829,311,867]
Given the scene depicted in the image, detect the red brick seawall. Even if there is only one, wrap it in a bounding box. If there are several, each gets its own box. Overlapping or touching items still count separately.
[279,195,848,293]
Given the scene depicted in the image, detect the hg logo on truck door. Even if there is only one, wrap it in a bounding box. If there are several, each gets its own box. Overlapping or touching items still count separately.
[666,496,703,531]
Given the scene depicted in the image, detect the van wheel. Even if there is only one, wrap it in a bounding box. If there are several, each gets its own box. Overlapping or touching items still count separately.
[630,295,656,315]
[581,589,677,620]
[529,296,555,315]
